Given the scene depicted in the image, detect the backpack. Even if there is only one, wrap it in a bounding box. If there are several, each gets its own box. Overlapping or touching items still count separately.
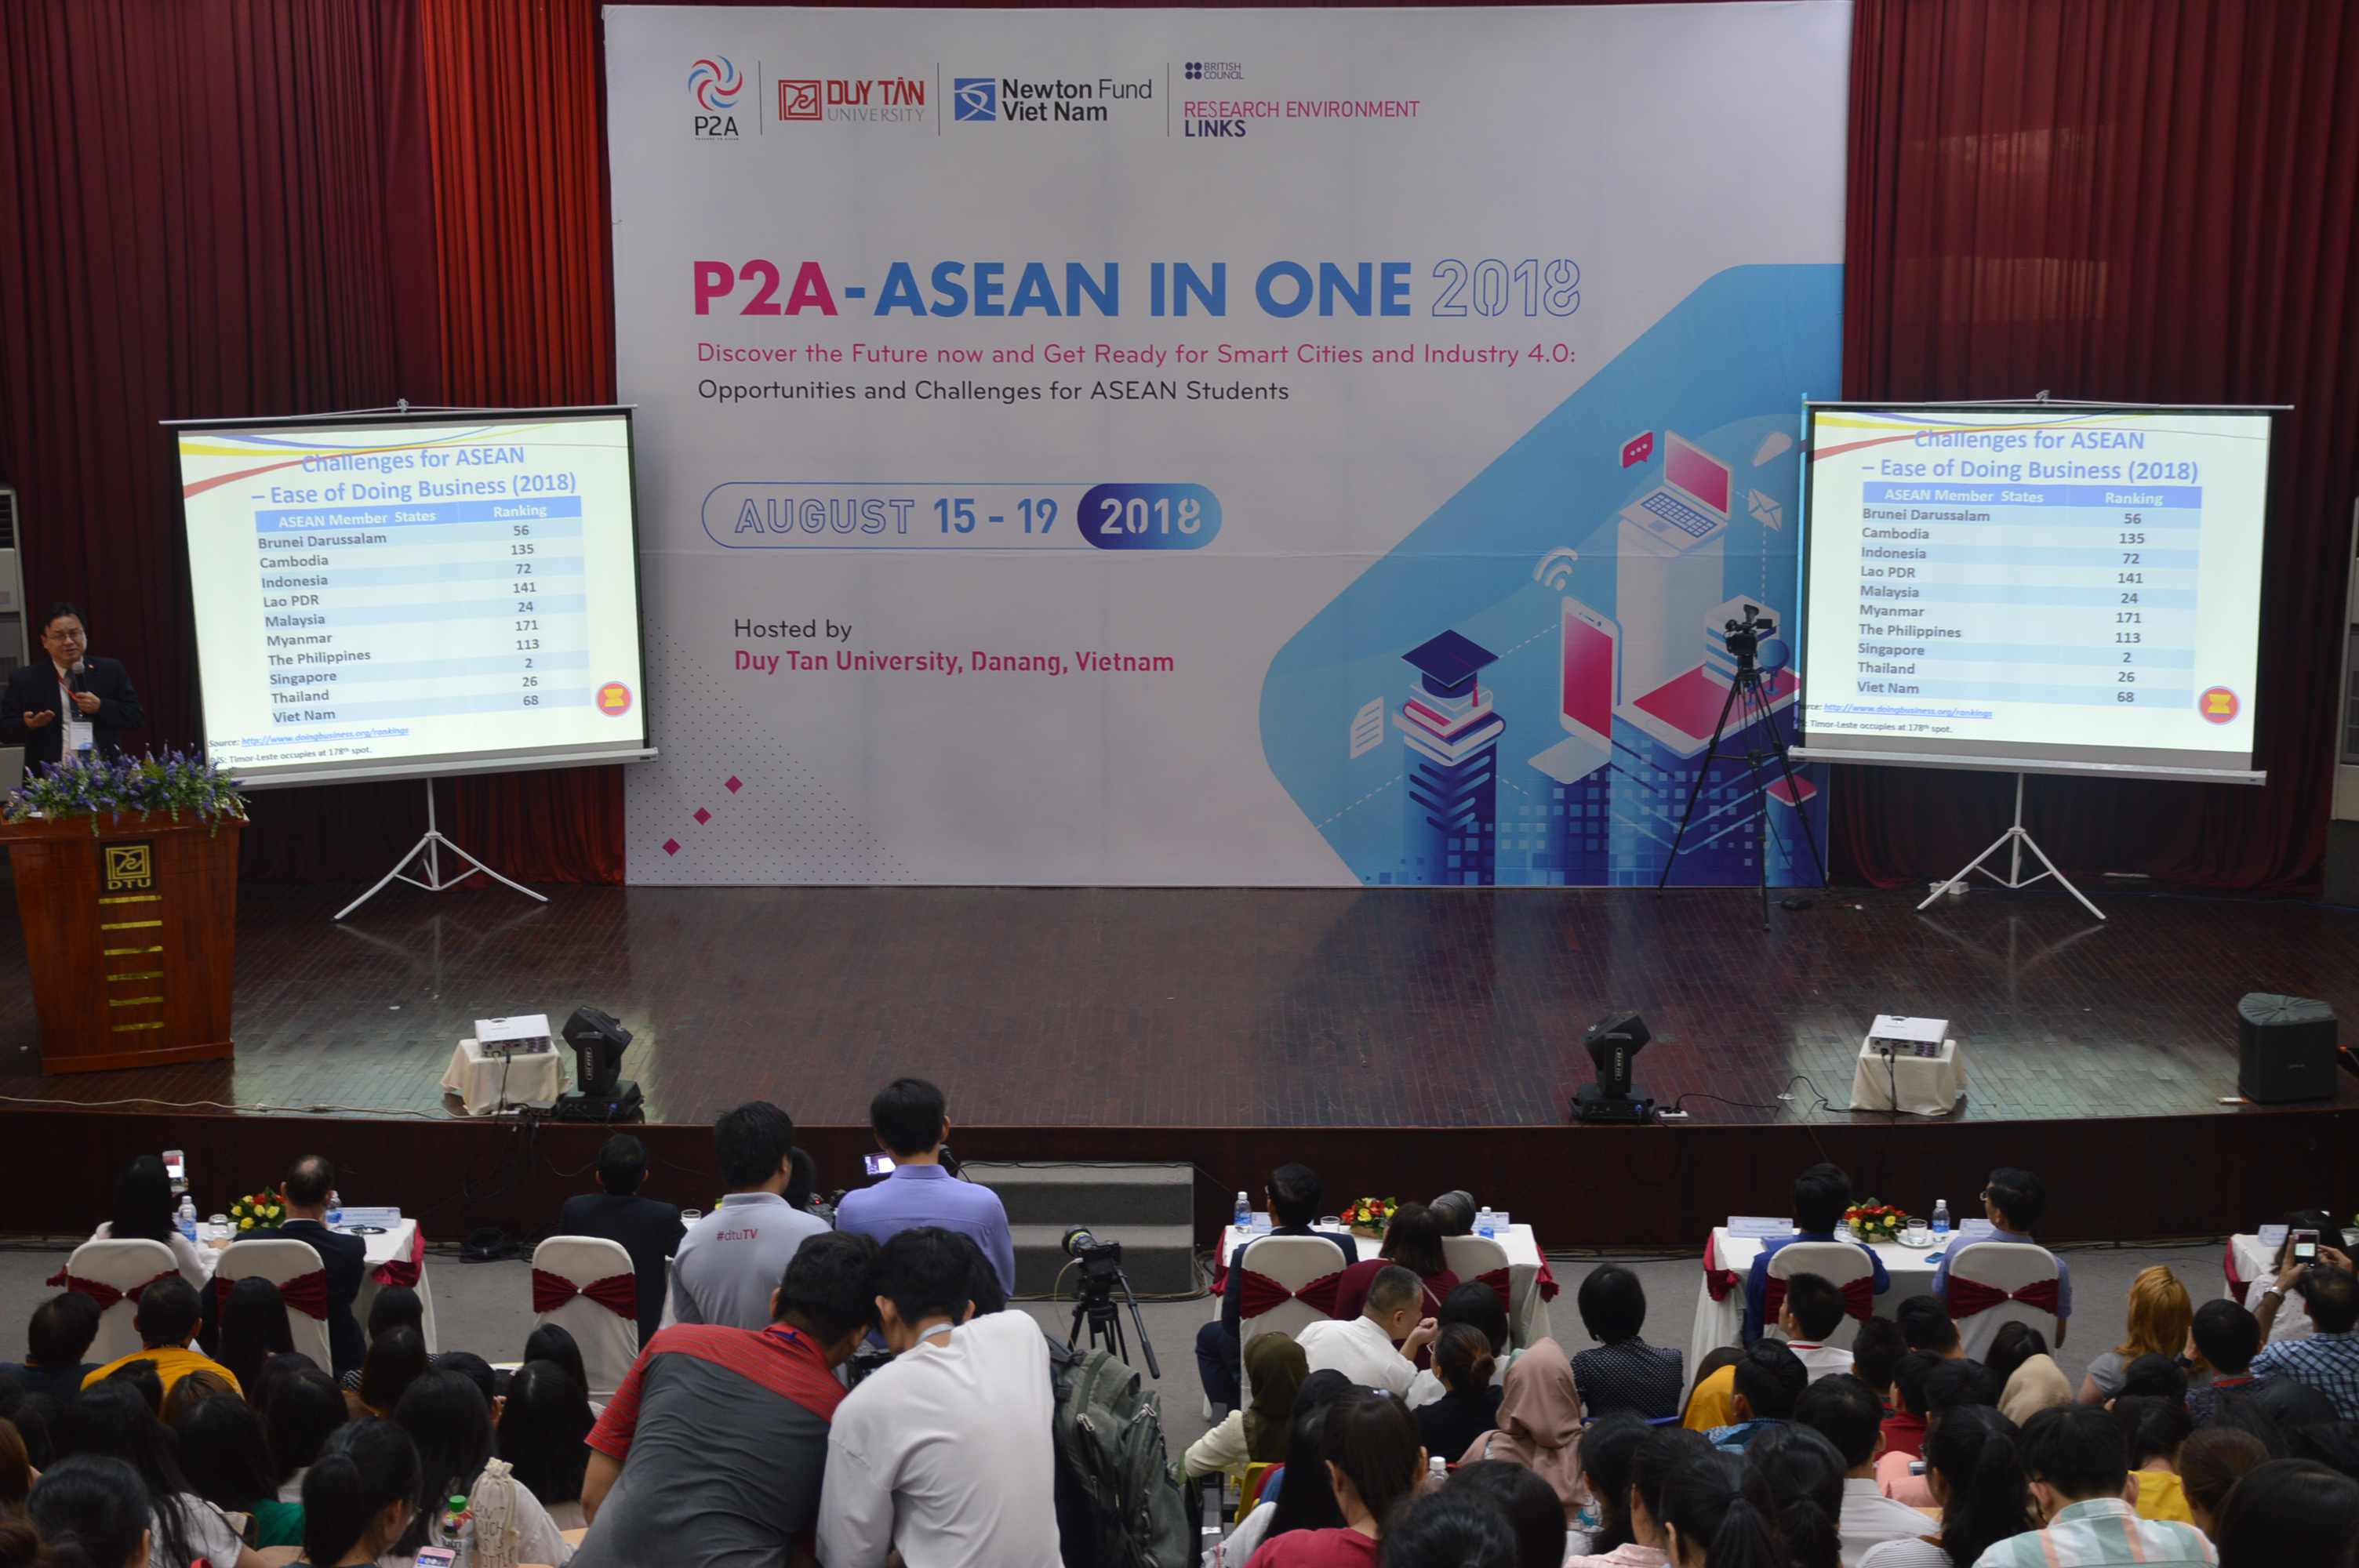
[1049,1335,1193,1568]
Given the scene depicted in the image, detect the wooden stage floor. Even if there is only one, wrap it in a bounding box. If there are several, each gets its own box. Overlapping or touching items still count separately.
[4,880,2355,1130]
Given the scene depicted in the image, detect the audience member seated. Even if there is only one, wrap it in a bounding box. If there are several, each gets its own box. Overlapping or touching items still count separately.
[1654,1449,1783,1566]
[1739,1423,1846,1568]
[1245,1388,1423,1568]
[2289,1417,2359,1479]
[2,1294,100,1404]
[672,1102,832,1331]
[1379,1488,1520,1568]
[1777,1275,1858,1382]
[70,1381,267,1568]
[2,1392,58,1481]
[1458,1338,1585,1524]
[1428,1191,1478,1239]
[1681,1348,1745,1434]
[834,1078,1017,1299]
[1181,1331,1306,1483]
[497,1360,594,1531]
[2111,1396,2194,1524]
[1744,1164,1892,1343]
[1851,1318,1908,1414]
[2113,1353,2188,1404]
[1931,1168,2070,1345]
[299,1417,421,1568]
[430,1350,498,1409]
[519,1325,591,1410]
[556,1134,688,1351]
[2208,1457,2359,1567]
[9,1454,154,1568]
[1448,1459,1569,1568]
[1997,1354,2070,1427]
[345,1326,427,1421]
[1794,1373,1931,1566]
[1298,1267,1438,1397]
[1977,1406,2210,1567]
[1705,1339,1806,1454]
[2243,1209,2335,1345]
[89,1156,211,1291]
[1858,1405,2035,1568]
[1872,1354,1995,1505]
[79,1279,238,1401]
[243,1155,369,1377]
[2184,1301,2261,1423]
[266,1367,348,1506]
[816,1227,1058,1568]
[389,1369,574,1566]
[1331,1205,1459,1341]
[2173,1428,2268,1541]
[1572,1264,1683,1419]
[1565,1425,1711,1568]
[1896,1295,1964,1359]
[2081,1267,2193,1404]
[214,1277,293,1404]
[1561,1414,1647,1562]
[1219,1369,1354,1566]
[576,1229,878,1568]
[173,1385,304,1548]
[100,1363,163,1417]
[1198,1163,1360,1410]
[1412,1324,1503,1465]
[336,1286,426,1397]
[1408,1281,1515,1410]
[157,1368,237,1428]
[2249,1251,2359,1419]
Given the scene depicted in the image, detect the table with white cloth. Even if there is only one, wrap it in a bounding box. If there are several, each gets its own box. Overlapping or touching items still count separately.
[1686,1227,1941,1399]
[198,1218,439,1352]
[442,1036,565,1115]
[1212,1223,1557,1348]
[1846,1037,1965,1116]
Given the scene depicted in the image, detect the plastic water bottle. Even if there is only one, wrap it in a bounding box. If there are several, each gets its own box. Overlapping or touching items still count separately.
[1932,1200,1951,1240]
[1429,1454,1448,1488]
[326,1190,343,1228]
[176,1198,198,1243]
[1477,1208,1497,1239]
[436,1494,474,1565]
[1234,1191,1251,1230]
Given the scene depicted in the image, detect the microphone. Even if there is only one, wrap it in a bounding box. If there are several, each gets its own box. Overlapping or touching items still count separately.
[67,658,86,694]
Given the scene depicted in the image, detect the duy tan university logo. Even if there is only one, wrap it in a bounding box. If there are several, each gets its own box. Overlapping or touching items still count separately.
[104,843,154,893]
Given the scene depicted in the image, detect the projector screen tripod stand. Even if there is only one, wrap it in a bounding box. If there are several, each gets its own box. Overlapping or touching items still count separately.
[1917,771,2105,920]
[333,778,547,921]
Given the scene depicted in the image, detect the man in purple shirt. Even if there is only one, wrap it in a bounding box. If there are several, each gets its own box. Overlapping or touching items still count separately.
[1741,1162,1890,1341]
[1930,1165,2072,1342]
[834,1078,1016,1296]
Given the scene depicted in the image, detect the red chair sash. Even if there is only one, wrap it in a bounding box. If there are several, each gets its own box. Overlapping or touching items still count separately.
[215,1269,330,1319]
[1702,1236,1741,1302]
[1945,1275,2060,1319]
[1536,1259,1559,1302]
[1478,1268,1513,1315]
[372,1228,426,1288]
[533,1268,639,1318]
[1236,1268,1343,1319]
[1761,1274,1877,1325]
[44,1267,178,1312]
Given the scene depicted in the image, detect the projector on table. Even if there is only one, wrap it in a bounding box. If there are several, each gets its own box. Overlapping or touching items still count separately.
[1867,1015,1949,1060]
[474,1014,553,1058]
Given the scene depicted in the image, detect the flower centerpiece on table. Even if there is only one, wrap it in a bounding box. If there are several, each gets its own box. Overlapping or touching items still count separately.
[228,1189,285,1233]
[1341,1196,1398,1238]
[1844,1200,1911,1243]
[2,749,247,835]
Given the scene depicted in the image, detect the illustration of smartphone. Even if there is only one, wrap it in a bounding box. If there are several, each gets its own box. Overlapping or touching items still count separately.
[863,1152,896,1177]
[1529,598,1621,786]
[163,1150,187,1192]
[2293,1228,2321,1262]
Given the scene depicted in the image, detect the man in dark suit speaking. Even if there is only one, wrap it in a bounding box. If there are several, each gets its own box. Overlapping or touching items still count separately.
[0,602,144,773]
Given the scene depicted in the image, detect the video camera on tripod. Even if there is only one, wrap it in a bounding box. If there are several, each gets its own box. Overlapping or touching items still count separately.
[1721,602,1776,667]
[1062,1227,1160,1377]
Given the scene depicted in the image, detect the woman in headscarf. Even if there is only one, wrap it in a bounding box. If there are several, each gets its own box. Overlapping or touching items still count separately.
[1997,1350,2073,1425]
[1179,1332,1309,1484]
[1458,1336,1587,1524]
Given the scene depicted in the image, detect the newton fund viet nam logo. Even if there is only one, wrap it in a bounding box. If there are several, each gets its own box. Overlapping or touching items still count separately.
[954,77,998,121]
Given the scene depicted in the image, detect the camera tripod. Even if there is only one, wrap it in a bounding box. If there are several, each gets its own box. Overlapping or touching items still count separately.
[1067,1263,1161,1377]
[1656,634,1826,929]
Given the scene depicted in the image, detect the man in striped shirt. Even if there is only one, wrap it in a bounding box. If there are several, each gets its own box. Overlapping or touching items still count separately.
[1972,1406,2215,1567]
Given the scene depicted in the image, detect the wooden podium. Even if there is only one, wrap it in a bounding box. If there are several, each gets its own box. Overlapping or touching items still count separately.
[1,815,242,1073]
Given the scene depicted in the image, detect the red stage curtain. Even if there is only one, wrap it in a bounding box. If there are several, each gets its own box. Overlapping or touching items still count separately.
[1839,0,2359,892]
[417,0,623,882]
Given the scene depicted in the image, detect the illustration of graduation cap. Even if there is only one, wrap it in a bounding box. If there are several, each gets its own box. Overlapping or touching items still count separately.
[1402,630,1498,700]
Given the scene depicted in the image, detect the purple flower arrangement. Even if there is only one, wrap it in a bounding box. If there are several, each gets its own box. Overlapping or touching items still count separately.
[4,748,248,833]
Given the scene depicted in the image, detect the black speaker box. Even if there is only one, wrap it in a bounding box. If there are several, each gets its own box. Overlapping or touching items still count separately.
[2236,993,2339,1105]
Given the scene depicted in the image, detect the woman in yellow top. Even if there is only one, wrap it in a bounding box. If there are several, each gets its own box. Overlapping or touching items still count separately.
[2077,1266,2191,1404]
[2114,1395,2195,1523]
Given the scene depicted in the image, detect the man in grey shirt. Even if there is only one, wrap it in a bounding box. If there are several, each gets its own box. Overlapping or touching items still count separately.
[577,1229,879,1567]
[672,1100,832,1329]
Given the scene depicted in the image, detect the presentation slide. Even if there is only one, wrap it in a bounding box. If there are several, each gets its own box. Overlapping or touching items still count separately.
[172,410,649,786]
[1797,405,2272,780]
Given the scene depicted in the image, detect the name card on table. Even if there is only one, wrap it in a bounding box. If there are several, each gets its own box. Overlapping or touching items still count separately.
[336,1207,402,1229]
[1727,1216,1794,1237]
[1956,1218,1996,1239]
[2256,1225,2289,1248]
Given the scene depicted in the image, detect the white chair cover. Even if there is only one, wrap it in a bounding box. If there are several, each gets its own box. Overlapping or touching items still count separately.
[1237,1235,1347,1406]
[1945,1241,2063,1359]
[532,1236,642,1399]
[1441,1235,1513,1310]
[216,1238,336,1370]
[1767,1240,1880,1348]
[62,1239,180,1365]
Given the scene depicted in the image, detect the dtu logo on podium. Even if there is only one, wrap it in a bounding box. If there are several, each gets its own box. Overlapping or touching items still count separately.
[103,844,153,893]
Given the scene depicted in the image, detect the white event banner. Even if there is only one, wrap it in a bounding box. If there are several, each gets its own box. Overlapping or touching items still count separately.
[607,3,1852,886]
